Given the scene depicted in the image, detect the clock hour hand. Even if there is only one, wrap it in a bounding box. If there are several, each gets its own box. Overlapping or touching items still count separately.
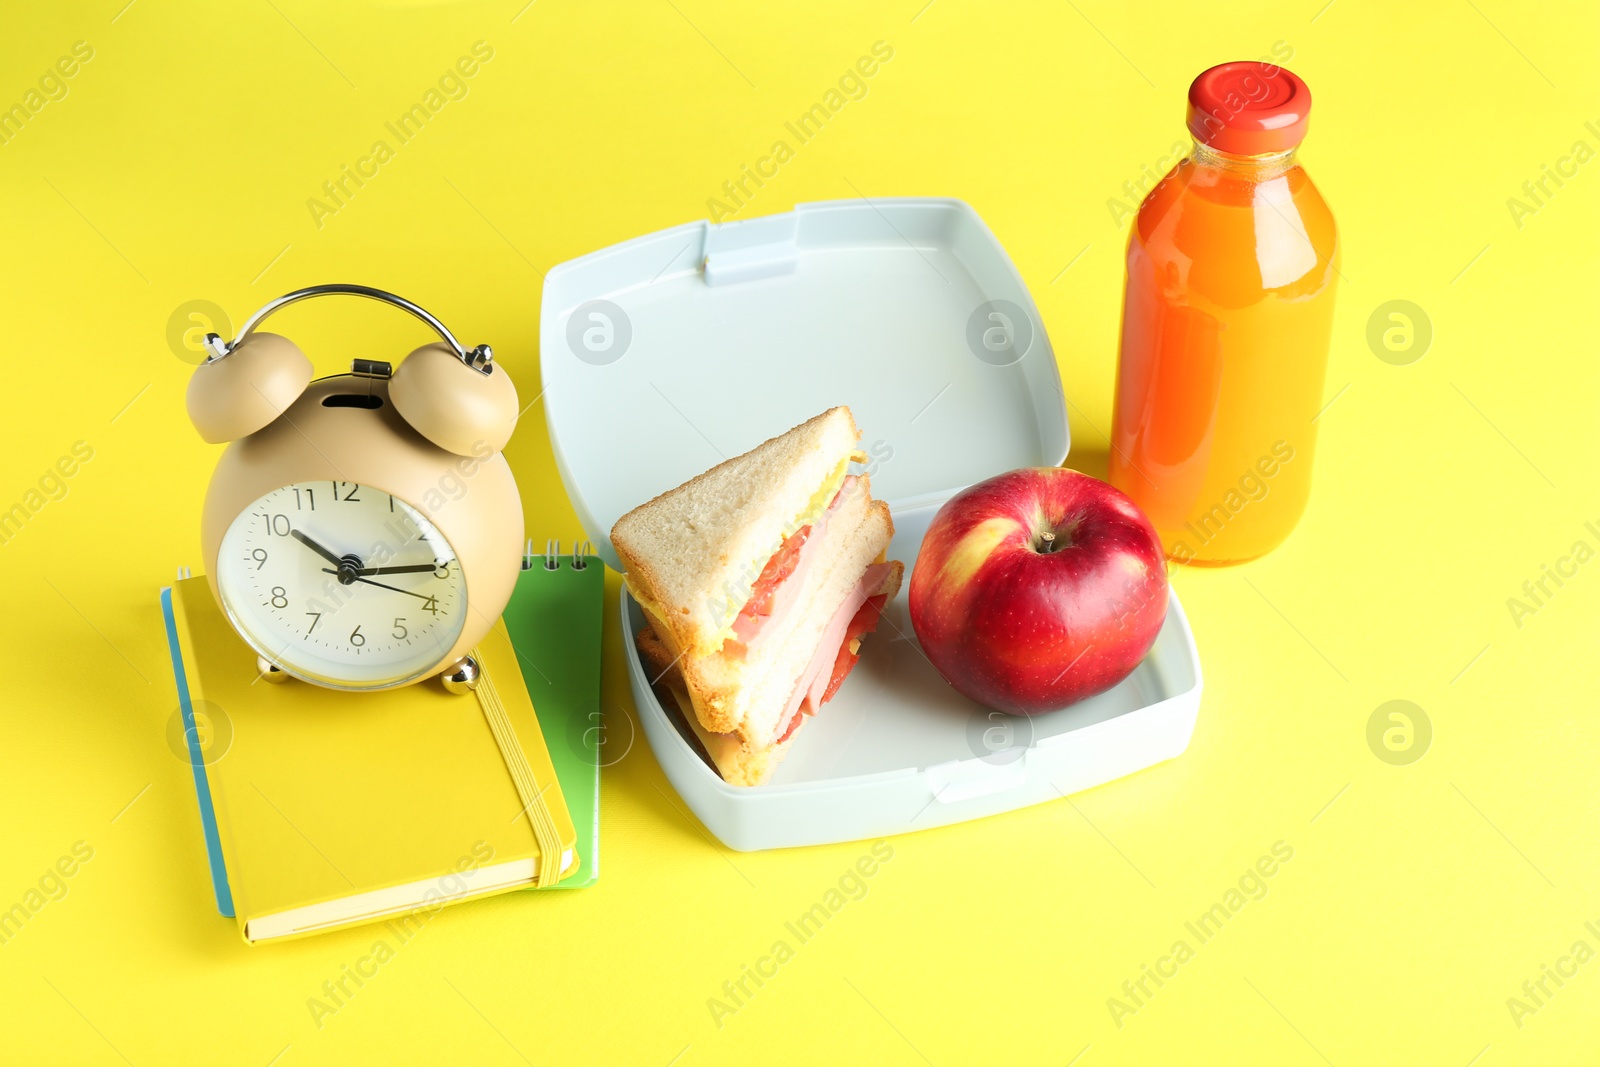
[322,568,438,603]
[291,529,346,568]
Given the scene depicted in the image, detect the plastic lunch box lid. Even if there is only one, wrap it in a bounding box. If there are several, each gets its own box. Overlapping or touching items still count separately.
[538,197,1069,567]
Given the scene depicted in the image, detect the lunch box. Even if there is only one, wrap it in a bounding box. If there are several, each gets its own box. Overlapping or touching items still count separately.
[540,197,1203,851]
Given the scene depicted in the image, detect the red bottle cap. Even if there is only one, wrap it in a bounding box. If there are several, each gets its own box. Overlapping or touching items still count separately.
[1186,62,1311,155]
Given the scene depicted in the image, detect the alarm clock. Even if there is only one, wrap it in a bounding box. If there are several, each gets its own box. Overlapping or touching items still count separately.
[185,285,524,693]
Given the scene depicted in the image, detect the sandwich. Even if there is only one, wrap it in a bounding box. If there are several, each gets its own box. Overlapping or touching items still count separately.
[612,407,902,786]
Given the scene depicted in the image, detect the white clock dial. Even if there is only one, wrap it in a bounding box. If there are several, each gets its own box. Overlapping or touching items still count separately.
[216,481,468,689]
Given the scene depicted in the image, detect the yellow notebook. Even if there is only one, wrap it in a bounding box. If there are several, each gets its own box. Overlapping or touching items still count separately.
[162,576,578,944]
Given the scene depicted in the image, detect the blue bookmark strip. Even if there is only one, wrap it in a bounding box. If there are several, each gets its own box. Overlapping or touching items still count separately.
[161,586,235,918]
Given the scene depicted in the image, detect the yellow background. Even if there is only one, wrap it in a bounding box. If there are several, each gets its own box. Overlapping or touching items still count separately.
[2,1,1597,1063]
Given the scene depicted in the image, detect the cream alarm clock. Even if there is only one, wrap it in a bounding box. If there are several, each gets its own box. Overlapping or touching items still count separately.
[186,285,523,693]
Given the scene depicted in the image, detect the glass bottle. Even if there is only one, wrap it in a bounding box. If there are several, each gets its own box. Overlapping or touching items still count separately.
[1109,62,1338,565]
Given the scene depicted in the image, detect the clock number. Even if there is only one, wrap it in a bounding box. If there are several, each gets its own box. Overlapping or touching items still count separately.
[292,487,315,511]
[269,586,288,609]
[433,561,451,580]
[261,513,290,536]
[392,618,408,640]
[331,481,361,503]
[420,596,440,615]
[305,612,321,634]
[251,548,268,570]
[350,625,365,647]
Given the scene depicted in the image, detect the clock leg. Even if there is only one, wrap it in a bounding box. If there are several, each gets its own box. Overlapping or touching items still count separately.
[257,655,289,684]
[441,656,480,695]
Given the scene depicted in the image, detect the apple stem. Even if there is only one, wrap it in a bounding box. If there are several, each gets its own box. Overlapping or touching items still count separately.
[1039,530,1058,554]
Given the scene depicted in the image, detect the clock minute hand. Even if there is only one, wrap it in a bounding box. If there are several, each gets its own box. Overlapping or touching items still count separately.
[291,529,346,568]
[356,563,441,576]
[321,568,437,603]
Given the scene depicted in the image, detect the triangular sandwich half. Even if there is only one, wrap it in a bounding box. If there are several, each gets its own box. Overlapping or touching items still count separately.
[612,407,903,786]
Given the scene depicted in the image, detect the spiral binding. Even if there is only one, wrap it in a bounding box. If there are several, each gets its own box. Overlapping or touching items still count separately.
[520,539,595,571]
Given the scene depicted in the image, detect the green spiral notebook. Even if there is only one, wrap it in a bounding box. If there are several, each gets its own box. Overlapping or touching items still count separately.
[504,541,605,889]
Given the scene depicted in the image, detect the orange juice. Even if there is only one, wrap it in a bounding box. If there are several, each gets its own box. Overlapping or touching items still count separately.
[1109,63,1338,565]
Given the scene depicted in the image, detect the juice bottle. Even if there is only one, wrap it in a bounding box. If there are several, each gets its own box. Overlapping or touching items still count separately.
[1109,62,1338,565]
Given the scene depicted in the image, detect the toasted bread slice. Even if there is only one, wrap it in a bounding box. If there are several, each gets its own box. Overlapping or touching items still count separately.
[612,407,861,661]
[637,626,798,786]
[654,675,801,788]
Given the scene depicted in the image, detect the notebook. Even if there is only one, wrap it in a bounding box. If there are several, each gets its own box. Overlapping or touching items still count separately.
[162,561,594,944]
[501,541,605,888]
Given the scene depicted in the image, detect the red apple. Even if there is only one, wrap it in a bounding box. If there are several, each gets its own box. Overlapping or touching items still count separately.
[909,467,1168,715]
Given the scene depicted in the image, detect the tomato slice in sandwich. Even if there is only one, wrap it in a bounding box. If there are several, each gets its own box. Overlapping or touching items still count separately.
[741,525,812,621]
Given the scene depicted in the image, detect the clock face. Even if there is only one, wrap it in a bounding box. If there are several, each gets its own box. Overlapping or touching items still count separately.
[216,481,468,689]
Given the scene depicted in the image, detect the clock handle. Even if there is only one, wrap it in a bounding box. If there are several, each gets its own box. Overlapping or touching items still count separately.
[201,284,494,375]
